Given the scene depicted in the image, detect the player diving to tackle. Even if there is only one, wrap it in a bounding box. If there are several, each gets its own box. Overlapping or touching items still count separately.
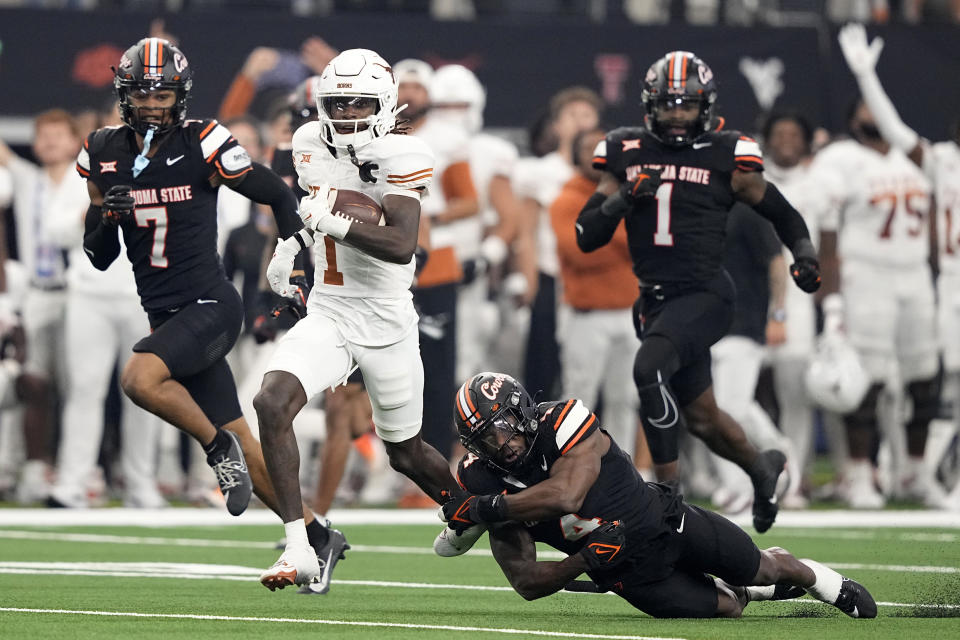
[439,372,877,619]
[256,48,459,591]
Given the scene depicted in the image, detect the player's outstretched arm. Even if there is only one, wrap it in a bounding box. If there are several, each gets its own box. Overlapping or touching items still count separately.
[489,523,588,601]
[734,170,820,293]
[575,172,626,252]
[81,180,122,271]
[223,162,303,239]
[838,23,923,166]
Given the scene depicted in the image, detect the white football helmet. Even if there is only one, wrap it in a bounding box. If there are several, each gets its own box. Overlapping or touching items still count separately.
[430,64,486,134]
[804,334,871,414]
[315,49,400,150]
[393,58,434,91]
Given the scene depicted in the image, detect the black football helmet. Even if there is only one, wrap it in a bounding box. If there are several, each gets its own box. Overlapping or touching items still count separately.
[454,372,539,475]
[641,50,718,146]
[114,37,193,136]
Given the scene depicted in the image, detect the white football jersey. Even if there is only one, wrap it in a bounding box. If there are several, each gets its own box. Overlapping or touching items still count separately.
[413,117,475,259]
[809,140,931,267]
[292,122,434,345]
[924,140,960,275]
[470,133,519,230]
[513,152,573,278]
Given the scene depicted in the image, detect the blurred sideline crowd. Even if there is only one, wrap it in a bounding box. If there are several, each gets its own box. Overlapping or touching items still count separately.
[1,22,959,519]
[3,1,960,25]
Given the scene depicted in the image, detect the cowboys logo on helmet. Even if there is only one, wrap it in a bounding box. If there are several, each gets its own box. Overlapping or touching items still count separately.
[454,372,539,475]
[114,37,193,136]
[641,50,718,146]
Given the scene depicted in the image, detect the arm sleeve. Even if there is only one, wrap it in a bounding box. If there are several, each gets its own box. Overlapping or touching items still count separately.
[751,182,814,259]
[82,204,121,271]
[575,192,620,252]
[228,162,302,238]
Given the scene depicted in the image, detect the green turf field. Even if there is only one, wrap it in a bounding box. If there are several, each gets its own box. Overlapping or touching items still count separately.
[1,518,959,639]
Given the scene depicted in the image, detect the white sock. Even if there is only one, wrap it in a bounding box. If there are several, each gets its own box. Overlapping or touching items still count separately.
[800,559,843,604]
[284,518,309,549]
[745,585,776,601]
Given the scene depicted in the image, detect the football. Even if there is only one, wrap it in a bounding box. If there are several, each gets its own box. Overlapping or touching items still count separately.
[331,189,384,226]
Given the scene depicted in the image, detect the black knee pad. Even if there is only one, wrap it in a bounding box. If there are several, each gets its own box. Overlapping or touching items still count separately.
[908,376,941,427]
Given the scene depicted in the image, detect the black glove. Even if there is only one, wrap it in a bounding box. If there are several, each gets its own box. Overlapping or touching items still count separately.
[790,256,821,293]
[620,168,662,203]
[286,275,309,320]
[579,520,627,572]
[439,488,508,533]
[102,185,135,226]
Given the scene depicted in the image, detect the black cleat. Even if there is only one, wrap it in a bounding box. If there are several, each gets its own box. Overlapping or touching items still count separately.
[298,528,350,595]
[833,578,878,618]
[206,430,252,516]
[750,449,787,533]
[772,582,807,600]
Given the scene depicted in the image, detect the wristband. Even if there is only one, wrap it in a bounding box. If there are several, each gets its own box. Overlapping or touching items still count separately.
[324,214,353,241]
[292,228,315,251]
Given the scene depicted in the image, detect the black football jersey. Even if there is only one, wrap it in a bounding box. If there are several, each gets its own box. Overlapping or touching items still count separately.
[593,127,764,286]
[457,399,673,584]
[77,120,252,312]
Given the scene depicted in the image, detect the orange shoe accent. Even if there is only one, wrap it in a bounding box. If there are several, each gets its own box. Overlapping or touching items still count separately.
[353,432,377,463]
[261,568,297,591]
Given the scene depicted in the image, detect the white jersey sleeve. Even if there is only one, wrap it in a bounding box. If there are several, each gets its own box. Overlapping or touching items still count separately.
[381,135,435,198]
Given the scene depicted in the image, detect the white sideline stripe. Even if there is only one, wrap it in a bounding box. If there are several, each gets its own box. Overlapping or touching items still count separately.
[3,507,960,528]
[1,531,958,573]
[0,607,684,640]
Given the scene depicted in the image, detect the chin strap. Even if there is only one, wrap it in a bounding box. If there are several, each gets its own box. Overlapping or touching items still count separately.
[346,143,379,184]
[132,126,156,178]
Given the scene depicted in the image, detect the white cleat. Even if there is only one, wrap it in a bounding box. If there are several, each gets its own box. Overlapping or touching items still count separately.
[433,523,486,557]
[259,544,321,591]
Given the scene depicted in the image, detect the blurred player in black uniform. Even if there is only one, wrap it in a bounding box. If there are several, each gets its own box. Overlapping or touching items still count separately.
[79,39,340,567]
[577,51,821,533]
[439,372,876,619]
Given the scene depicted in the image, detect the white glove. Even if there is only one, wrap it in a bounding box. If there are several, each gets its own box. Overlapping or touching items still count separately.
[266,235,301,298]
[838,23,883,78]
[298,188,352,240]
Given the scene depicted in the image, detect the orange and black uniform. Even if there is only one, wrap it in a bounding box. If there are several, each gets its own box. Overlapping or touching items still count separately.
[457,400,762,618]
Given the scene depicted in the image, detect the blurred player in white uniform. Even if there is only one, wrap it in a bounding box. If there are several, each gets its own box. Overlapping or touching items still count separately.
[257,49,458,591]
[760,112,829,506]
[810,94,940,508]
[393,59,480,468]
[512,88,602,398]
[840,23,957,507]
[47,160,165,509]
[0,110,87,504]
[429,64,519,382]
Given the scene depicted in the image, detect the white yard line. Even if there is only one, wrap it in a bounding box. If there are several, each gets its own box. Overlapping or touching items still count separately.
[0,607,685,640]
[2,507,960,528]
[1,530,957,573]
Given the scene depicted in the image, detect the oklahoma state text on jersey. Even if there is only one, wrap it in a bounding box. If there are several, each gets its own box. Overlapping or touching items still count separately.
[593,127,763,286]
[77,119,252,311]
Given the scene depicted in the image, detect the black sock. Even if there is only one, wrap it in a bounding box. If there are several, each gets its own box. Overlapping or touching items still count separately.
[306,518,330,550]
[202,429,230,457]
